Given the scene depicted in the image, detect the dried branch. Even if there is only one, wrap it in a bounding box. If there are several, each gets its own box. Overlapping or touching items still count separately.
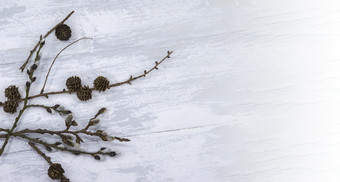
[0,107,130,143]
[0,128,130,142]
[1,10,173,181]
[29,142,71,181]
[26,104,72,116]
[19,133,116,157]
[0,39,45,156]
[20,11,75,72]
[0,127,118,158]
[29,141,53,165]
[40,37,93,94]
[6,51,173,103]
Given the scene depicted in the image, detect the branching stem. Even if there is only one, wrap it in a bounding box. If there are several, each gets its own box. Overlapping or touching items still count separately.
[7,51,173,103]
[0,39,45,156]
[28,141,53,165]
[20,11,75,72]
[16,133,113,156]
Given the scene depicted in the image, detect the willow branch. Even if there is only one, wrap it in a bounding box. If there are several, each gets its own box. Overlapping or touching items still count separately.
[20,11,75,72]
[29,141,71,182]
[29,141,53,165]
[0,127,130,142]
[14,133,115,156]
[40,37,93,94]
[0,40,45,156]
[26,104,71,116]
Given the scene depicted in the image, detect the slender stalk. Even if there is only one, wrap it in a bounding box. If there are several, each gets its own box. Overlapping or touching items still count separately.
[20,11,75,72]
[0,50,171,155]
[26,104,71,116]
[0,127,129,142]
[29,141,53,165]
[11,51,172,102]
[0,40,45,156]
[40,37,93,94]
[0,86,29,155]
[29,142,71,181]
[16,133,113,156]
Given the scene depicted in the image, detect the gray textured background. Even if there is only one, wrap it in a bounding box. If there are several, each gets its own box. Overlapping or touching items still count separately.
[1,0,340,181]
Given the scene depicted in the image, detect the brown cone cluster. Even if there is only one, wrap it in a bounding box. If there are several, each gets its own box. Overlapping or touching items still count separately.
[66,76,82,92]
[77,85,92,101]
[55,24,72,41]
[3,85,20,114]
[5,85,21,100]
[93,76,110,92]
[3,100,19,114]
[48,163,65,180]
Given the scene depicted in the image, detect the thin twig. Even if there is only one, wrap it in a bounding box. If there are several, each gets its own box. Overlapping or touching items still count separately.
[15,133,114,156]
[28,141,70,181]
[28,141,53,165]
[20,11,75,72]
[0,40,45,156]
[0,106,130,143]
[9,51,173,103]
[41,37,93,94]
[26,104,71,116]
[0,128,130,142]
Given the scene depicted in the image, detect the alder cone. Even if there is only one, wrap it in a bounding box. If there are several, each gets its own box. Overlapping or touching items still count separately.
[3,100,18,114]
[48,163,65,180]
[77,85,92,101]
[66,76,82,92]
[4,85,21,100]
[55,24,72,41]
[93,76,110,92]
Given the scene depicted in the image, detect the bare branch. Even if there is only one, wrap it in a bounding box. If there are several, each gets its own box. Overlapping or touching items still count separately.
[20,11,75,72]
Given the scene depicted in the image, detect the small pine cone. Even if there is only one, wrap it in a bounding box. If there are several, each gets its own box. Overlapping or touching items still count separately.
[77,86,92,101]
[3,100,18,114]
[4,85,21,100]
[93,76,110,92]
[55,24,72,41]
[48,163,65,180]
[66,76,82,92]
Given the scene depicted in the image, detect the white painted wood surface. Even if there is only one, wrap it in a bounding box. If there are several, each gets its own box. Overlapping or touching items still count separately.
[1,0,340,181]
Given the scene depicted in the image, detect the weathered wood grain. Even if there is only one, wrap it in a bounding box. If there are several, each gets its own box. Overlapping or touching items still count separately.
[1,0,340,181]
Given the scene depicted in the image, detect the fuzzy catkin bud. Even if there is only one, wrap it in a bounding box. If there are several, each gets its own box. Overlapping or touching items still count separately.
[110,151,117,157]
[94,155,101,160]
[31,64,37,70]
[26,81,31,88]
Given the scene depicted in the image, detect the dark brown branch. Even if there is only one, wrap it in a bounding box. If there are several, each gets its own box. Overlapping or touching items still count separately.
[28,141,53,165]
[0,128,130,142]
[29,142,70,181]
[40,37,93,94]
[16,133,115,157]
[26,104,72,116]
[12,51,173,102]
[0,39,45,156]
[20,11,75,72]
